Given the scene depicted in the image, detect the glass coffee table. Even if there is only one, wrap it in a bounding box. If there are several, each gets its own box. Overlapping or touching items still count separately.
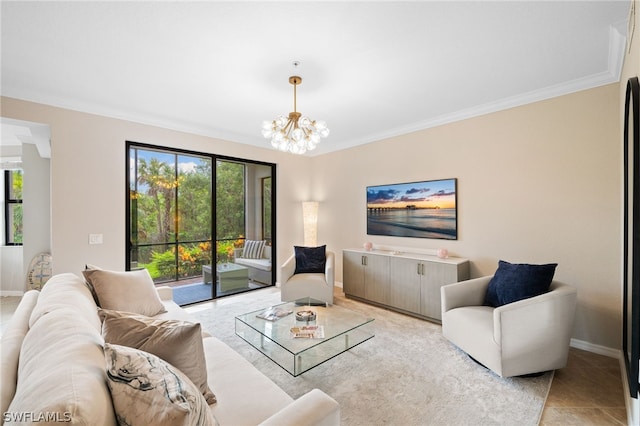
[235,297,374,376]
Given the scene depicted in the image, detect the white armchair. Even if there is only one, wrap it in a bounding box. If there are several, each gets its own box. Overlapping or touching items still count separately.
[280,251,335,305]
[441,276,577,377]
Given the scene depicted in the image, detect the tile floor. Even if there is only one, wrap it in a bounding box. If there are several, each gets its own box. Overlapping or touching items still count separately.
[0,295,630,425]
[540,348,627,425]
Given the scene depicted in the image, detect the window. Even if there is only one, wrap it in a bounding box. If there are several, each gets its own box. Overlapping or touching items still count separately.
[128,146,212,282]
[4,170,23,245]
[126,142,276,304]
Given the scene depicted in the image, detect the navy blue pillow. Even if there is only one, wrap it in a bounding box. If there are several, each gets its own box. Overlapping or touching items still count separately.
[484,260,557,307]
[294,245,327,274]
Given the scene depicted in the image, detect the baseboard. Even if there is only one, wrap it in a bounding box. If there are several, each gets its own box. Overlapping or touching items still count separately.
[0,290,24,297]
[619,355,637,426]
[569,338,621,359]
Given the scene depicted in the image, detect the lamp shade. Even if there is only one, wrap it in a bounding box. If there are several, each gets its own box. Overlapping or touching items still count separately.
[302,201,319,246]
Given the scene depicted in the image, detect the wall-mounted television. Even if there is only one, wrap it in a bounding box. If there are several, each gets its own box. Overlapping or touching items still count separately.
[367,178,457,240]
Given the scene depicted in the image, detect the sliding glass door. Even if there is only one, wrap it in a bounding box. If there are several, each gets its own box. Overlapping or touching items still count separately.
[215,160,274,289]
[126,143,276,305]
[215,159,245,264]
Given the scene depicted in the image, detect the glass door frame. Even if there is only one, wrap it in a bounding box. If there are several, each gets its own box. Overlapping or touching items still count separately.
[125,141,277,300]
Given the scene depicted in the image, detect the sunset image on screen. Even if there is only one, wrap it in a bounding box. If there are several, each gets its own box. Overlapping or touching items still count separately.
[367,179,457,240]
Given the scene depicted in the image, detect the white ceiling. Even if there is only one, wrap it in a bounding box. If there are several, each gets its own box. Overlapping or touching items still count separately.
[0,1,631,156]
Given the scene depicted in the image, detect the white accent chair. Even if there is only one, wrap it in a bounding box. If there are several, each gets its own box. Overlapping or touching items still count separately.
[280,251,335,305]
[441,276,577,377]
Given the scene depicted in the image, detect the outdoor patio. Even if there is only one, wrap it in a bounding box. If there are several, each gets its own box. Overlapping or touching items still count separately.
[158,274,270,306]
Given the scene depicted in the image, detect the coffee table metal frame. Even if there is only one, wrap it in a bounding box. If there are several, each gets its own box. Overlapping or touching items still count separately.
[235,298,374,376]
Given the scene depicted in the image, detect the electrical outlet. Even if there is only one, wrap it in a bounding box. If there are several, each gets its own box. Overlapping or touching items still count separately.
[89,234,103,245]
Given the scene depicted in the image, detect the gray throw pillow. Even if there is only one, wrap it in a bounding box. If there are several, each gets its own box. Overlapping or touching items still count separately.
[242,240,266,259]
[99,309,216,405]
[83,268,166,316]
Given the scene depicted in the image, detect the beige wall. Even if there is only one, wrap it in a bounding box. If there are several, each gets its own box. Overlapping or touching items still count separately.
[0,71,625,351]
[22,143,51,281]
[313,83,621,349]
[0,97,313,279]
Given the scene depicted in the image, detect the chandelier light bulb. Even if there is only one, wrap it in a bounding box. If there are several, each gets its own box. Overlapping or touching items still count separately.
[299,116,311,127]
[276,116,288,127]
[262,69,329,155]
[292,128,303,142]
[262,121,273,139]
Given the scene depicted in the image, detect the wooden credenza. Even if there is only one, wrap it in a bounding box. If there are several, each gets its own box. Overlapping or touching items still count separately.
[342,249,469,323]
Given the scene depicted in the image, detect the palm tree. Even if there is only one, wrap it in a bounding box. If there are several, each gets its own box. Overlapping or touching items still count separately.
[137,157,178,247]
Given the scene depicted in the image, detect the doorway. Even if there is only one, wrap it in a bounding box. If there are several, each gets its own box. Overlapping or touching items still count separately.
[0,117,51,296]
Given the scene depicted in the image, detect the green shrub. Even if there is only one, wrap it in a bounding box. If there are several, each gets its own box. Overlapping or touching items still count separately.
[142,239,243,280]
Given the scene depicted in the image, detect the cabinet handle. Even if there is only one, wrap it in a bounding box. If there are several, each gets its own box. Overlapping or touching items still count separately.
[417,263,426,275]
[362,256,367,266]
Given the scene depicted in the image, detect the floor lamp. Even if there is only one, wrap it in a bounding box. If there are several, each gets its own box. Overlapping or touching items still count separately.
[302,201,319,246]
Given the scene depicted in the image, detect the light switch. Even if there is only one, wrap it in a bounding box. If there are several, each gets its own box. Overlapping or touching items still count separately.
[89,234,103,245]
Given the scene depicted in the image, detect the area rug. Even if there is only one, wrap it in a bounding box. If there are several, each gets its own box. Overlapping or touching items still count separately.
[188,288,553,426]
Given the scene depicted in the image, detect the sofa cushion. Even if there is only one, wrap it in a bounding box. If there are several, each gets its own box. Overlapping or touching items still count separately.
[203,336,293,425]
[99,308,216,404]
[8,307,116,425]
[294,245,326,274]
[484,260,557,307]
[242,240,266,259]
[83,268,167,316]
[235,257,272,272]
[104,343,215,426]
[1,290,39,416]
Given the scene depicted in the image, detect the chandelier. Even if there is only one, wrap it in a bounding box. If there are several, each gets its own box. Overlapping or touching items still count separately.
[261,73,329,155]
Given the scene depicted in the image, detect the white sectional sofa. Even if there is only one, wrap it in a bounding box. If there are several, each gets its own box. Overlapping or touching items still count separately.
[1,272,340,425]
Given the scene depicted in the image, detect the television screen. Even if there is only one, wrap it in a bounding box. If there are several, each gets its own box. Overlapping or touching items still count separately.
[367,178,457,240]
